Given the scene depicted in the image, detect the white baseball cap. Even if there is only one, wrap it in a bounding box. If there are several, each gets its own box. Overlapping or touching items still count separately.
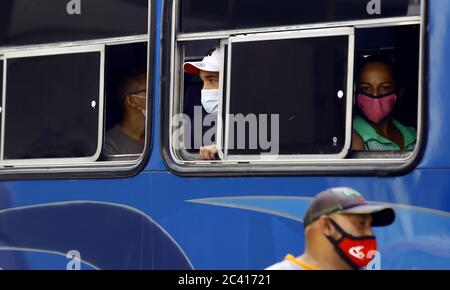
[183,47,222,74]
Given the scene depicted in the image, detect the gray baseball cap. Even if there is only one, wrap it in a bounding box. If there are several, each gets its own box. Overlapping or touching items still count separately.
[303,187,396,227]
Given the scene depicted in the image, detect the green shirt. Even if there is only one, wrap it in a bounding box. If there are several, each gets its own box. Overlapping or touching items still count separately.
[353,114,417,151]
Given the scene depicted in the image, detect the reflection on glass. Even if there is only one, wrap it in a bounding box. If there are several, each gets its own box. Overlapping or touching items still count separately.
[180,0,421,34]
[4,52,101,160]
[0,0,148,46]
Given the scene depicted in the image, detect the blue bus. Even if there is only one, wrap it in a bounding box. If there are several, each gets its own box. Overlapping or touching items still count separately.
[0,0,448,270]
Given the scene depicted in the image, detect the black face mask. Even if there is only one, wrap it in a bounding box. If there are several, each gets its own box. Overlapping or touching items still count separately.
[325,219,378,270]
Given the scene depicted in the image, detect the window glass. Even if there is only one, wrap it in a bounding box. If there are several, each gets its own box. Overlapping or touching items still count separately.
[0,0,148,46]
[224,32,351,158]
[4,52,102,160]
[180,0,421,34]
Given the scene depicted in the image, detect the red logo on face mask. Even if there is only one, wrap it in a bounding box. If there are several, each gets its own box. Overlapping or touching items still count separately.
[338,236,378,268]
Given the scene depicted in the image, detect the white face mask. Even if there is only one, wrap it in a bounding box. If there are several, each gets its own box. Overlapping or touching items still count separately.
[132,94,147,118]
[139,108,146,119]
[201,89,219,114]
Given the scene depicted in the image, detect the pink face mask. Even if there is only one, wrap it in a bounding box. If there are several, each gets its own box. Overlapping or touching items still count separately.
[357,93,398,124]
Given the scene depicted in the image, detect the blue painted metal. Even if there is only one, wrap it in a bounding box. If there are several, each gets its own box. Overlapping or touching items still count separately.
[418,0,450,169]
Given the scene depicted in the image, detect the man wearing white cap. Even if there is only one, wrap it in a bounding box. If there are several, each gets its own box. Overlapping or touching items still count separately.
[183,47,222,160]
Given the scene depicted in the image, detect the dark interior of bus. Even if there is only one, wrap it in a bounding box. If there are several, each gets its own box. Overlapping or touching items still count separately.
[101,42,148,160]
[180,24,420,160]
[104,42,148,132]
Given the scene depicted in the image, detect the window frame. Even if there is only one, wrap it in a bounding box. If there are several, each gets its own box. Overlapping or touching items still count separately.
[161,0,427,176]
[1,45,105,166]
[0,0,155,180]
[217,27,355,163]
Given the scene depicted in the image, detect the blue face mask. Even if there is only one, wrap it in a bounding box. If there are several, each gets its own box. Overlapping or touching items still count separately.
[201,89,219,114]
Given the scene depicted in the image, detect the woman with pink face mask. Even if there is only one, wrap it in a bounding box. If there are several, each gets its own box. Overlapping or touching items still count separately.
[352,55,417,151]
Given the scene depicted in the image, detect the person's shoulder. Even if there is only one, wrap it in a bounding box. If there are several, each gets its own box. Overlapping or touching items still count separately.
[353,114,377,142]
[352,130,365,151]
[104,125,123,155]
[391,118,417,146]
[265,260,303,270]
[392,118,417,136]
[106,124,122,138]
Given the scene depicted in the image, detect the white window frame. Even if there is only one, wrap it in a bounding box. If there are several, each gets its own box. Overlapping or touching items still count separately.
[0,0,153,178]
[0,35,151,175]
[217,27,355,163]
[0,45,105,166]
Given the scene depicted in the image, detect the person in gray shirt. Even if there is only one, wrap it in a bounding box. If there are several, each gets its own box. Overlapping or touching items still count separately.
[104,72,147,156]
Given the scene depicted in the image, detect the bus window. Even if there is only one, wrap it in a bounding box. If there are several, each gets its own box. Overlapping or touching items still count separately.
[2,47,103,162]
[0,0,151,178]
[163,0,424,174]
[171,29,353,162]
[173,40,221,161]
[103,42,148,161]
[223,29,352,161]
[350,24,420,158]
[0,0,148,46]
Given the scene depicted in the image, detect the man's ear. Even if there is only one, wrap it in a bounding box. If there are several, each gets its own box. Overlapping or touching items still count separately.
[318,217,334,237]
[126,94,138,108]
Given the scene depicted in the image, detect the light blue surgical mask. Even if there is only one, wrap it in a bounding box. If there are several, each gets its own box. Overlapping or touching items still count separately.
[201,89,219,114]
